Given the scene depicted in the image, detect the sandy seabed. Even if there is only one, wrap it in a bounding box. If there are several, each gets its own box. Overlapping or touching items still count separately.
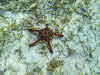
[0,0,100,75]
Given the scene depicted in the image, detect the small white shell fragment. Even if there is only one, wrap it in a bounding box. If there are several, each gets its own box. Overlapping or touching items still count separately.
[30,3,37,8]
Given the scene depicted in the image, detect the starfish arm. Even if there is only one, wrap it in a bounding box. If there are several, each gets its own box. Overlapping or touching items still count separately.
[48,40,53,53]
[46,24,49,28]
[29,29,40,33]
[29,38,40,47]
[52,32,63,37]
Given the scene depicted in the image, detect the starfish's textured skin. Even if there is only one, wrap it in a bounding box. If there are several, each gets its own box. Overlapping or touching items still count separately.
[29,24,63,53]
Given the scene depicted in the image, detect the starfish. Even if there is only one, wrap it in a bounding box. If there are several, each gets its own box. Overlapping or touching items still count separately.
[29,24,63,53]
